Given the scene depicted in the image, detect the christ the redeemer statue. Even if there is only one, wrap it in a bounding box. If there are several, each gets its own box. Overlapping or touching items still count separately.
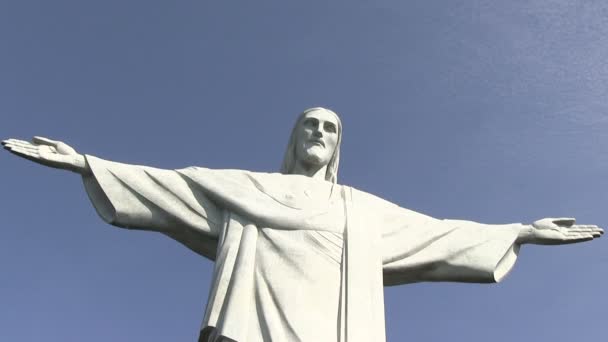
[2,107,603,342]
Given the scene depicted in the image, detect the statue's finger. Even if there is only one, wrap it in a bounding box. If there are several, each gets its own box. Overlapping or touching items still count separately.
[581,230,601,237]
[4,138,27,144]
[9,146,40,157]
[577,225,599,229]
[32,136,59,147]
[2,138,23,145]
[8,147,41,162]
[577,225,604,235]
[565,230,586,237]
[6,144,39,155]
[9,143,39,151]
[565,233,594,243]
[567,228,592,234]
[552,217,576,227]
[3,139,33,148]
[570,226,601,232]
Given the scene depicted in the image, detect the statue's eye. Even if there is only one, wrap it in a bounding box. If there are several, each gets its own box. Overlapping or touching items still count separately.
[324,122,337,133]
[303,118,319,128]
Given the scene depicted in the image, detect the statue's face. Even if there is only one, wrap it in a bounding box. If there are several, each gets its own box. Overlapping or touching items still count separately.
[294,109,339,168]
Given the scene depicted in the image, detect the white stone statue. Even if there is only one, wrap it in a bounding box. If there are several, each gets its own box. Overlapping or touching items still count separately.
[2,107,603,342]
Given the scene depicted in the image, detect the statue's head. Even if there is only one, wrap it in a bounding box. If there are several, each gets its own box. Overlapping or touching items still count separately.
[280,107,342,183]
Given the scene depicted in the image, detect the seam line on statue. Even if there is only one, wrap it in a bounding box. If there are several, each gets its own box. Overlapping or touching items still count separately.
[147,170,222,226]
[313,230,343,249]
[311,231,342,256]
[244,173,305,210]
[306,232,342,265]
[144,169,221,226]
[108,169,218,229]
[382,227,460,264]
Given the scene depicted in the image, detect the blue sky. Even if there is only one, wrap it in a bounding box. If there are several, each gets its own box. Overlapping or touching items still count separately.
[1,1,607,341]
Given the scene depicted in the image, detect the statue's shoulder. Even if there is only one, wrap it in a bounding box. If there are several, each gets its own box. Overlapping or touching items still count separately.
[345,185,417,217]
[179,167,303,199]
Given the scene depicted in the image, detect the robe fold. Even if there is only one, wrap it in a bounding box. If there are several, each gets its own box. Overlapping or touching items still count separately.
[82,155,521,342]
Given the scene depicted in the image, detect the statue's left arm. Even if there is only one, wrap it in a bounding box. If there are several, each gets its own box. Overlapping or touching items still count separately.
[358,192,602,286]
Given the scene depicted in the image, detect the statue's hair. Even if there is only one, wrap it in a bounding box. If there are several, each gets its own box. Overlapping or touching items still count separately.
[280,107,342,183]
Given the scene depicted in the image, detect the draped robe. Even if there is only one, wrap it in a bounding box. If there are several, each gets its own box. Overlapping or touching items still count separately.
[82,156,522,342]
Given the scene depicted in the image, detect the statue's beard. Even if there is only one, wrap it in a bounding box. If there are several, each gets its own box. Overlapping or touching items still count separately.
[298,146,330,169]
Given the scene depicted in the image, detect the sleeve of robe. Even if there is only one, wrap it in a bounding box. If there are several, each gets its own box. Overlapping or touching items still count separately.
[360,191,522,286]
[81,155,224,260]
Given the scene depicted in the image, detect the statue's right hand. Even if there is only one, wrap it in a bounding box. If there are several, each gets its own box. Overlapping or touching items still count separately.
[2,136,89,174]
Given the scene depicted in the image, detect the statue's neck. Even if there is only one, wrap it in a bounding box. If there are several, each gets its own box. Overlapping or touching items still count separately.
[291,161,328,181]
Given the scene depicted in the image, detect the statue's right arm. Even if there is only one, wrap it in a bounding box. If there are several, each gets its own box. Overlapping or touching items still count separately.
[3,137,222,259]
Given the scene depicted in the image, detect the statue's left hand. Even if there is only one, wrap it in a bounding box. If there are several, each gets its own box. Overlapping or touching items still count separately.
[517,217,603,245]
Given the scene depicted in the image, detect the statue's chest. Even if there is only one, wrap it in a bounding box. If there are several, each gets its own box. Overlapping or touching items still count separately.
[248,173,346,233]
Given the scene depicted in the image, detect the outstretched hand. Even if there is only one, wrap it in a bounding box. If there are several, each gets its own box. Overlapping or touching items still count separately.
[2,137,88,174]
[517,217,603,245]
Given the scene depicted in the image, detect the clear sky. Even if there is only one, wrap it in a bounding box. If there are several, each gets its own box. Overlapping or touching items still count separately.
[1,1,607,341]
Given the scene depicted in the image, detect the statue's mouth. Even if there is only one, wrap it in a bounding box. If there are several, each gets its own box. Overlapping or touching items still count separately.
[310,139,325,147]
